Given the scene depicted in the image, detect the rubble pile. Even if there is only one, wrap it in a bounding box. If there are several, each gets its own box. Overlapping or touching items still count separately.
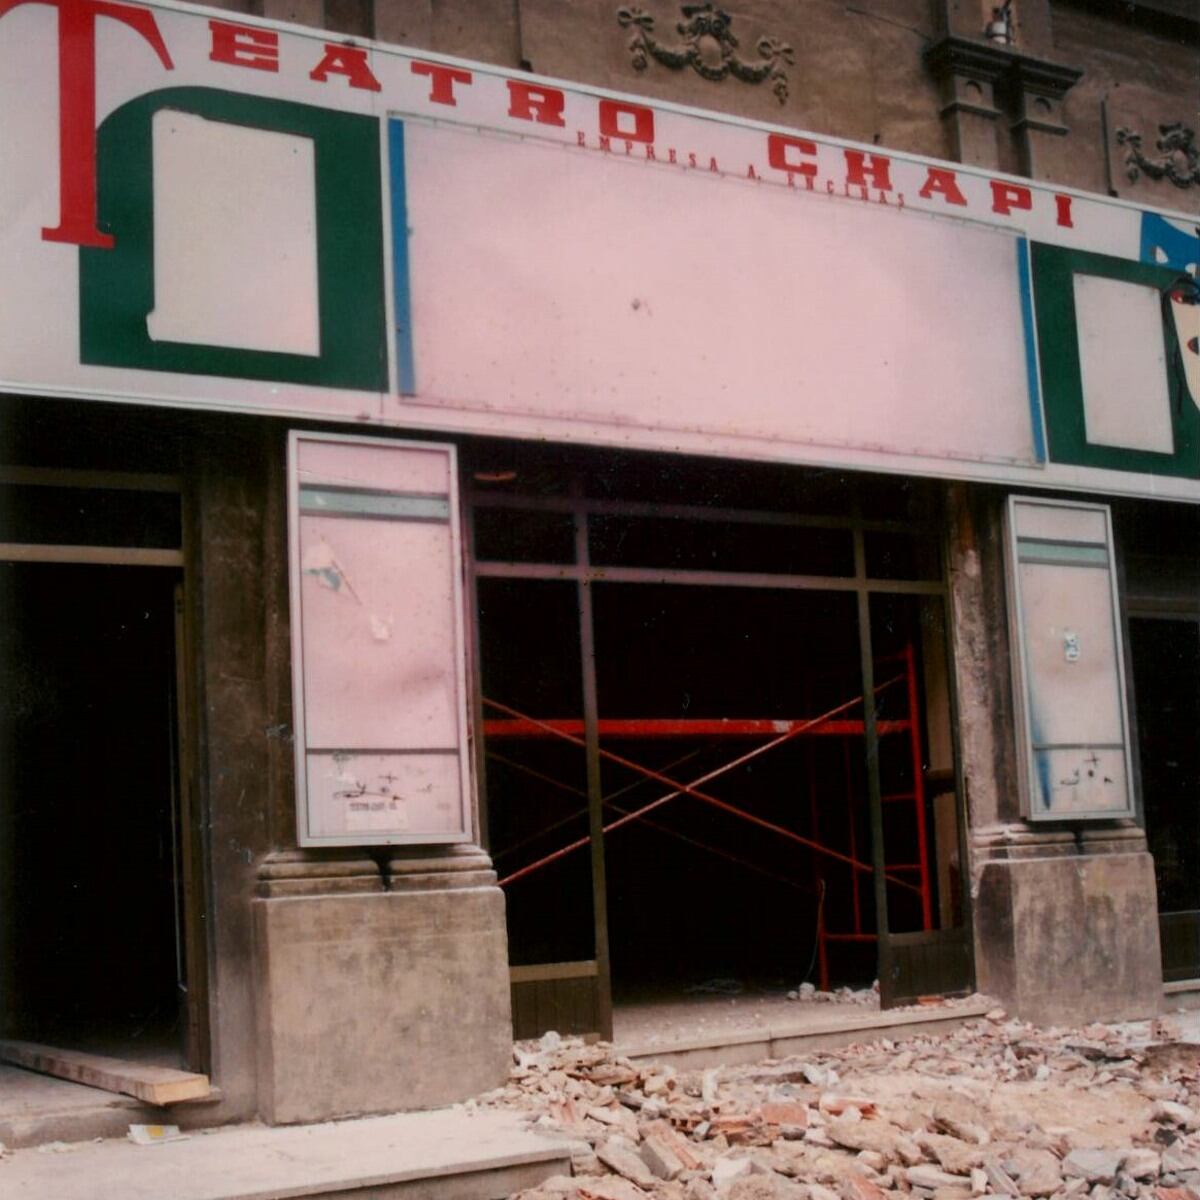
[480,1014,1200,1200]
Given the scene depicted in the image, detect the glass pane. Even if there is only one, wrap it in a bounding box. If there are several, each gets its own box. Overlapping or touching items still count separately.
[584,452,855,516]
[472,506,575,564]
[589,515,854,577]
[863,529,941,581]
[477,579,595,968]
[0,485,180,548]
[591,583,874,995]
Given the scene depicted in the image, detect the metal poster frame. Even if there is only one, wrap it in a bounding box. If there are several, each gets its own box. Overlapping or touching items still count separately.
[1004,494,1137,823]
[287,430,474,847]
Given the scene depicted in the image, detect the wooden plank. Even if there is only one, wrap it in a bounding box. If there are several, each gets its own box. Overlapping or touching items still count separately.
[0,466,182,492]
[0,543,183,567]
[0,1040,210,1105]
[510,976,601,1038]
[509,959,598,984]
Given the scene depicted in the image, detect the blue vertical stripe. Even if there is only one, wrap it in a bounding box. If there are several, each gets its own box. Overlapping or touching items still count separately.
[388,119,416,396]
[1017,237,1047,464]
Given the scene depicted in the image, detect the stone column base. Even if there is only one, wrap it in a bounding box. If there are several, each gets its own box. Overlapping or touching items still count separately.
[972,826,1162,1026]
[253,850,511,1124]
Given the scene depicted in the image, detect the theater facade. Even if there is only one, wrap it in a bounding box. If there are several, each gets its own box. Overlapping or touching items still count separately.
[0,0,1196,1126]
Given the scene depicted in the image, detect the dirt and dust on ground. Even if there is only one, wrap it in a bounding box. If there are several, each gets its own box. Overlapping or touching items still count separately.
[474,1003,1200,1200]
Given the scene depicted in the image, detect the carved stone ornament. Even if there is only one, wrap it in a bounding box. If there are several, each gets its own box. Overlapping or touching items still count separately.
[616,4,794,105]
[1116,122,1200,190]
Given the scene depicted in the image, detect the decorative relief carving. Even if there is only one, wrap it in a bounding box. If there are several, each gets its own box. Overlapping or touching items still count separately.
[1117,123,1200,190]
[616,4,794,105]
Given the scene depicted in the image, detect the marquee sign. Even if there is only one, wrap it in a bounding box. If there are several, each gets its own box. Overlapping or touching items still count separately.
[0,0,1197,501]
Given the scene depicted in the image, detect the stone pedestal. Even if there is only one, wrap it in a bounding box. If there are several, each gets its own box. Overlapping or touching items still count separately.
[972,825,1163,1026]
[253,848,512,1125]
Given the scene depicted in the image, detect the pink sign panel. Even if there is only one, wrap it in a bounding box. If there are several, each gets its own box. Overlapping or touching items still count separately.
[288,432,472,845]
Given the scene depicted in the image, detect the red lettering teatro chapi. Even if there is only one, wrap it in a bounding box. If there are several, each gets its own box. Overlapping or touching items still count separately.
[209,19,279,72]
[0,0,174,249]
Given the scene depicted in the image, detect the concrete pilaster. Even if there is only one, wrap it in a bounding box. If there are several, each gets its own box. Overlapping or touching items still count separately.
[1008,56,1083,180]
[946,485,1164,1024]
[923,37,1006,169]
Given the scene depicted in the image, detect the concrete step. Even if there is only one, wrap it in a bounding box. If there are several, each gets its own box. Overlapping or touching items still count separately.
[0,1107,578,1200]
[616,999,993,1070]
[0,1063,172,1150]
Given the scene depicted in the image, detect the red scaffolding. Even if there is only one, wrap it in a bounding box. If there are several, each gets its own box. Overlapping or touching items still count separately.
[484,643,932,990]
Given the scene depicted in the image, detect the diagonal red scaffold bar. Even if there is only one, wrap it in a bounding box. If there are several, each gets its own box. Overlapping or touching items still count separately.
[487,747,820,898]
[487,677,921,895]
[487,744,709,864]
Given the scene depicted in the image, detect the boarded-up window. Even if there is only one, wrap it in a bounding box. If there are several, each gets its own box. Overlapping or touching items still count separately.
[288,432,472,845]
[1004,496,1135,821]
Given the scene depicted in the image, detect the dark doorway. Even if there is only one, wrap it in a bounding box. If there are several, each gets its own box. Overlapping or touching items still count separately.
[591,582,866,998]
[0,562,188,1063]
[468,445,971,1037]
[1130,616,1200,982]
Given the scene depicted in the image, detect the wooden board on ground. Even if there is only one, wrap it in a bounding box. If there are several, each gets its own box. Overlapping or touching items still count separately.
[0,1039,210,1105]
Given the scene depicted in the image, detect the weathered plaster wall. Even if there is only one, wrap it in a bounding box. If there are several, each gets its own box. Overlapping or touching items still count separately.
[1050,1,1200,211]
[516,0,950,161]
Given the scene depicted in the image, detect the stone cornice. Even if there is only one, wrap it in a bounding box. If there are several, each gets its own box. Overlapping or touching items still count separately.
[1009,53,1085,98]
[923,34,1083,98]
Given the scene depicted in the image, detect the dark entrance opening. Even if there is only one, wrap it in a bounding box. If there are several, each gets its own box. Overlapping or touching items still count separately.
[592,582,866,1000]
[1129,616,1200,983]
[0,560,188,1064]
[468,445,971,1039]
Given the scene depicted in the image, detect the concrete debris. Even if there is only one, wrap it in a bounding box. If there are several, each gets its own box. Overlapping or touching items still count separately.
[906,1163,973,1189]
[786,984,878,1007]
[712,1155,758,1191]
[1123,1151,1162,1181]
[502,1011,1200,1200]
[597,1137,659,1188]
[1063,1149,1125,1184]
[1002,1147,1063,1196]
[1153,1102,1198,1129]
[641,1134,687,1181]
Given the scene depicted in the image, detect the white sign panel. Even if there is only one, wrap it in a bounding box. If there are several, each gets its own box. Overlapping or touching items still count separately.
[149,111,320,356]
[0,0,1197,500]
[1074,274,1173,455]
[404,121,1036,467]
